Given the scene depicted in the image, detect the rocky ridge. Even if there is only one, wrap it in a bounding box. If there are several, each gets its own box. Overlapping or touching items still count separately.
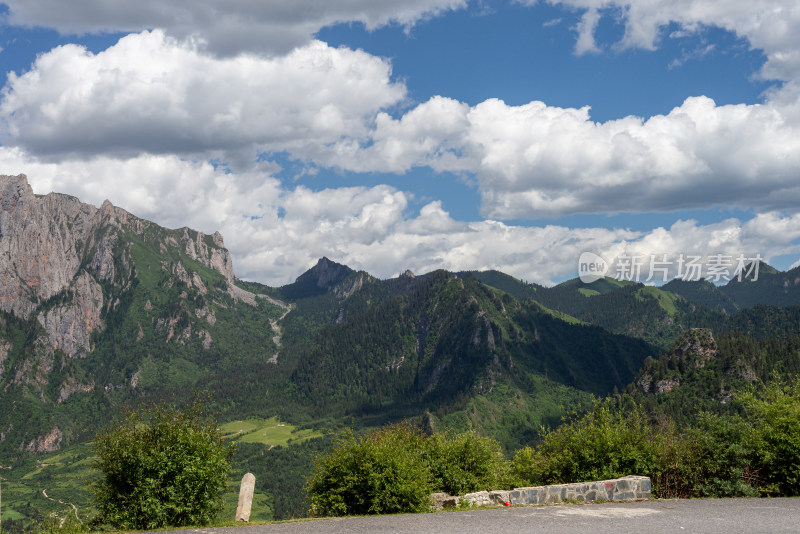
[0,174,258,452]
[0,174,239,359]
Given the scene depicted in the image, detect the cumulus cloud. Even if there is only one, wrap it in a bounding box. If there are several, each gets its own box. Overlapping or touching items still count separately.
[0,31,405,162]
[0,0,467,56]
[311,94,800,218]
[3,11,800,221]
[3,148,798,286]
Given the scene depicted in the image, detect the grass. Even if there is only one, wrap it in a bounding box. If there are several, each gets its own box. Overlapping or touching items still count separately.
[635,286,679,316]
[221,417,323,446]
[578,288,601,297]
[1,508,26,521]
[220,483,273,522]
[531,301,586,325]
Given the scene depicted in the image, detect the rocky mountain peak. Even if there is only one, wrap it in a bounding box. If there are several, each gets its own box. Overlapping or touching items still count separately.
[0,173,33,211]
[0,172,240,368]
[0,174,97,318]
[672,328,718,365]
[309,257,352,289]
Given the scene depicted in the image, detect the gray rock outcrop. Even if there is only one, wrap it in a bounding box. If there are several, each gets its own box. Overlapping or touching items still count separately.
[0,174,238,361]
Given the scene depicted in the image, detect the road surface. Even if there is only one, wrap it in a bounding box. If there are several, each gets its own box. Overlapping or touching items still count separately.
[150,498,800,534]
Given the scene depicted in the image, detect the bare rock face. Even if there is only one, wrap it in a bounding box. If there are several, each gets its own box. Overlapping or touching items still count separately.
[335,272,367,299]
[36,272,104,358]
[636,328,718,396]
[655,377,681,393]
[25,426,63,453]
[183,227,235,283]
[57,378,95,403]
[0,175,95,317]
[311,257,352,289]
[671,328,718,369]
[0,174,238,361]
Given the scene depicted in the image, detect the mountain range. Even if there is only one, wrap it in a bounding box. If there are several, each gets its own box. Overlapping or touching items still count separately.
[1,172,799,458]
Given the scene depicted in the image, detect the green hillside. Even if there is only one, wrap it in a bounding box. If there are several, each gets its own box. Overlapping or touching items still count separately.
[721,263,800,308]
[662,278,740,313]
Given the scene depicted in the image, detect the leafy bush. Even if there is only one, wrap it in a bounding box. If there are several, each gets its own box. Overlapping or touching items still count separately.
[307,423,510,516]
[425,431,510,495]
[33,515,87,534]
[307,424,433,516]
[510,402,663,487]
[308,379,800,519]
[741,379,800,495]
[684,412,760,497]
[92,397,234,530]
[510,382,800,499]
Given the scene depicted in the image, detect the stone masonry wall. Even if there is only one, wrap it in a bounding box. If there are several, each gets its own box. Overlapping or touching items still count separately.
[433,475,651,509]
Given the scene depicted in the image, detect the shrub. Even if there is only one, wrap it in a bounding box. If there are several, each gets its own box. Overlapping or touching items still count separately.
[307,423,512,516]
[425,431,510,495]
[92,397,234,530]
[508,390,798,499]
[684,412,760,497]
[307,424,433,516]
[741,379,800,495]
[510,402,663,487]
[33,515,87,534]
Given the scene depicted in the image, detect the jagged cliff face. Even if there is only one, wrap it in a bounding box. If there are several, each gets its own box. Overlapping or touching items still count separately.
[0,174,249,452]
[0,176,94,318]
[0,174,236,358]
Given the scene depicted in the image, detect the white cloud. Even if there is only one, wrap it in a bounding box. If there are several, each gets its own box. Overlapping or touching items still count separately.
[312,94,800,218]
[0,31,406,162]
[0,0,467,56]
[535,0,800,82]
[302,96,473,174]
[3,147,798,286]
[574,8,602,54]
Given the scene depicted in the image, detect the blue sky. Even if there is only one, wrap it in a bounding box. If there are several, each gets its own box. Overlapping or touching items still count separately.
[0,1,799,285]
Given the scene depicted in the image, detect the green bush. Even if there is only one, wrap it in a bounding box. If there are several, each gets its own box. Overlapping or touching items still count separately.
[91,397,234,530]
[685,413,760,497]
[33,515,87,534]
[307,423,511,516]
[425,431,510,495]
[510,402,663,487]
[509,384,800,499]
[307,379,800,518]
[307,424,433,516]
[741,379,800,495]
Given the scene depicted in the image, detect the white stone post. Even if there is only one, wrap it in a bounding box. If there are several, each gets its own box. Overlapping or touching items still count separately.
[235,472,256,522]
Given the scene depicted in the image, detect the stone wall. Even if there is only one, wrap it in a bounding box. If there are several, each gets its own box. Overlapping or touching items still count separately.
[432,475,651,509]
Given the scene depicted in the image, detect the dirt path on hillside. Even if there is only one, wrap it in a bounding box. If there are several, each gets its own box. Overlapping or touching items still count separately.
[263,297,292,364]
[41,488,80,523]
